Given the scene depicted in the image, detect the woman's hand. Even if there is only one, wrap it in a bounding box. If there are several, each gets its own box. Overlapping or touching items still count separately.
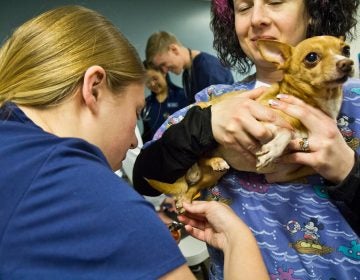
[211,87,291,164]
[267,94,354,183]
[177,201,247,250]
[178,201,269,279]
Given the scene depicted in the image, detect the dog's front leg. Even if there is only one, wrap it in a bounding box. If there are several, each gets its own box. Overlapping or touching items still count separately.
[256,124,292,170]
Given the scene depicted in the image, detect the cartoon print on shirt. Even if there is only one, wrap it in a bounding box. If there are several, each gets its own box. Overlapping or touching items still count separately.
[270,267,302,280]
[350,87,360,95]
[313,185,330,199]
[338,240,360,260]
[238,173,271,194]
[205,185,232,205]
[286,218,333,255]
[337,113,360,150]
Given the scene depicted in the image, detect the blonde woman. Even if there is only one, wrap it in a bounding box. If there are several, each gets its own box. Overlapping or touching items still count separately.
[0,5,267,280]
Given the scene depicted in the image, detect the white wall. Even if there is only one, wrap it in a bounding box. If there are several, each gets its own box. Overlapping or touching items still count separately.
[349,12,360,78]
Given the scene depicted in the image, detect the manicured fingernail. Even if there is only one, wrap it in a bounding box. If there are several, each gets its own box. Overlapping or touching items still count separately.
[268,99,279,107]
[276,94,289,99]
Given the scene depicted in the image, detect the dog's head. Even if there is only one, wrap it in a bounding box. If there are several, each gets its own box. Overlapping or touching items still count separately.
[257,36,354,89]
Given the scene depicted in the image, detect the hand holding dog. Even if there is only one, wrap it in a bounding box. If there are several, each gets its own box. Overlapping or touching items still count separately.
[210,86,291,164]
[266,94,355,183]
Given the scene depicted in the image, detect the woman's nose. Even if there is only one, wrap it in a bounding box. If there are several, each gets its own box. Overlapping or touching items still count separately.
[251,3,271,28]
[129,132,138,149]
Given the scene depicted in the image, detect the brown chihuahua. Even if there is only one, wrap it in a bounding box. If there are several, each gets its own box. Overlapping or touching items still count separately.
[146,36,354,212]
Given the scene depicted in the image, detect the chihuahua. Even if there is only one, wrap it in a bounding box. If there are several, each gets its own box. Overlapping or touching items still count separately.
[146,36,354,212]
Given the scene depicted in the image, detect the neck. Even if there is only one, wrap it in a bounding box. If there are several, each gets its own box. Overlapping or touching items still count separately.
[280,74,343,118]
[185,48,200,69]
[255,67,283,84]
[155,90,168,103]
[19,105,64,136]
[18,94,80,137]
[154,82,168,103]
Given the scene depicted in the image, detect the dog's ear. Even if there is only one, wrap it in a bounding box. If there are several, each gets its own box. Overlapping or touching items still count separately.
[257,40,293,70]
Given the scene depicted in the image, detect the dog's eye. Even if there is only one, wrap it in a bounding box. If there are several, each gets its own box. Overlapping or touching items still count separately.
[304,52,319,66]
[342,46,351,57]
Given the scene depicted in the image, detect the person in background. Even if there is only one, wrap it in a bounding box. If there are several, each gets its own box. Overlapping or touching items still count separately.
[133,0,360,279]
[145,31,234,103]
[142,62,188,142]
[0,5,269,279]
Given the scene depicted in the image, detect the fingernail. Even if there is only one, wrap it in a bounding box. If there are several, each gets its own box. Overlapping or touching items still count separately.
[276,94,288,99]
[268,99,279,107]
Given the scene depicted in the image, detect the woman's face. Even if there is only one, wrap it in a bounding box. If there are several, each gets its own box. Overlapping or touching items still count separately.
[145,69,167,94]
[233,0,309,68]
[98,82,145,171]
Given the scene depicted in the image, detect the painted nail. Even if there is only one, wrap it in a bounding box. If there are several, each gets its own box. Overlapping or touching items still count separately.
[276,93,289,99]
[268,99,279,107]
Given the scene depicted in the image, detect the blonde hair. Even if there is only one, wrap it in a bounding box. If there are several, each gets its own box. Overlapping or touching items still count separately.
[0,5,145,107]
[145,31,181,65]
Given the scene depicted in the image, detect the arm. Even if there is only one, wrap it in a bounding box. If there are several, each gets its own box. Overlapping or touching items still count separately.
[133,106,218,196]
[327,152,360,234]
[178,201,269,280]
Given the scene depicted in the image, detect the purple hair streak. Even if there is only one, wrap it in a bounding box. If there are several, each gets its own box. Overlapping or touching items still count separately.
[213,0,232,24]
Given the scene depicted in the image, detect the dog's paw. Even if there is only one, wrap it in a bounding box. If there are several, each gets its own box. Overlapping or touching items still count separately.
[175,197,185,214]
[256,158,270,170]
[256,152,277,170]
[175,194,193,214]
[210,158,230,171]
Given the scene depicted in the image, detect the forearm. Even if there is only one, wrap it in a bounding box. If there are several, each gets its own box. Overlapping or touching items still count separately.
[224,228,269,280]
[133,106,217,196]
[327,151,360,234]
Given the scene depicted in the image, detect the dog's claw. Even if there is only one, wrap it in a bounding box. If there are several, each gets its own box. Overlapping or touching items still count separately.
[256,148,269,157]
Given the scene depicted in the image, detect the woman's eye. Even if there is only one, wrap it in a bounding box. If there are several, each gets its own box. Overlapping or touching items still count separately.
[235,3,252,13]
[268,0,283,5]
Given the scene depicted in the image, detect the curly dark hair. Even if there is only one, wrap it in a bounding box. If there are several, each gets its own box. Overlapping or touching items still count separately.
[211,0,360,74]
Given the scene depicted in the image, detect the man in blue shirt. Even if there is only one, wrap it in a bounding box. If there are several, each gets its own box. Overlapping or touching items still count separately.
[145,31,234,103]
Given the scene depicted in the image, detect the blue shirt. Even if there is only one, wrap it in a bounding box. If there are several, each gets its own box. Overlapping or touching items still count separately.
[182,52,234,103]
[142,82,188,142]
[0,103,186,279]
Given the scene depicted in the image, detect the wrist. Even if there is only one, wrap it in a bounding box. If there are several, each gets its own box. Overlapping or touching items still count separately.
[223,222,253,253]
[329,148,355,183]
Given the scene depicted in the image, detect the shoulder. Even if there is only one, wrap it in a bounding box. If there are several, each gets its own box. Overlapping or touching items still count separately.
[169,82,185,94]
[193,52,234,83]
[194,52,222,66]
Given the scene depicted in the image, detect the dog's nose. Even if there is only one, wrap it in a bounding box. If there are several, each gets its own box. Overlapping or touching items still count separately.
[337,59,354,73]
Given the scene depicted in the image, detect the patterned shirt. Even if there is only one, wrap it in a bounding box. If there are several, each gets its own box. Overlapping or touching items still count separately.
[153,78,360,280]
